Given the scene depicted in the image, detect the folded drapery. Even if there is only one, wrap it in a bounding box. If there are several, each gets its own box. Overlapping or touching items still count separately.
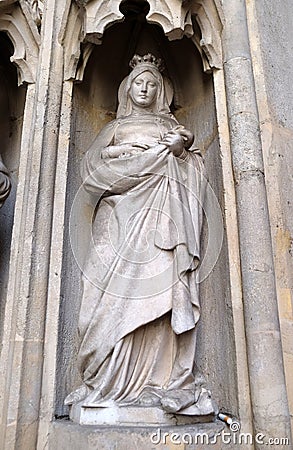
[72,118,206,404]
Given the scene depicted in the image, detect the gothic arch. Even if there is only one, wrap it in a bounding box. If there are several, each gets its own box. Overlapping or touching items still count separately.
[70,0,223,81]
[0,1,40,84]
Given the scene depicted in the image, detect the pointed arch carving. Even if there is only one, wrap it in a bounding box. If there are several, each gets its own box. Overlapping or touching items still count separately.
[146,0,223,70]
[146,0,194,40]
[75,0,124,45]
[191,0,223,71]
[0,2,40,84]
[71,0,223,78]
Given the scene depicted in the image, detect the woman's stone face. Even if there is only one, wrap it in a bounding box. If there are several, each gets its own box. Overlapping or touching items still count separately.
[130,71,158,108]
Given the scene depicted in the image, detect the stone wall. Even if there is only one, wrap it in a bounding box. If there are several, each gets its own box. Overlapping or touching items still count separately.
[0,0,291,448]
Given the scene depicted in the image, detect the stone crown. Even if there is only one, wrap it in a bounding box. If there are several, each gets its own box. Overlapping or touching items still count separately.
[129,53,165,73]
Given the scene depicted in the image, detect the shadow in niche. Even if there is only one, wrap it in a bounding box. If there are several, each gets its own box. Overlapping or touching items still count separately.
[0,32,26,339]
[56,6,237,419]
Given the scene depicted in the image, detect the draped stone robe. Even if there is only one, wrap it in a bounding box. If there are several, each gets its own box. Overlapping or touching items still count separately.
[69,113,206,411]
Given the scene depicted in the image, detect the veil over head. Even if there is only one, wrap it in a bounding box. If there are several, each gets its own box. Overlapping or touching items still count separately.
[117,61,174,118]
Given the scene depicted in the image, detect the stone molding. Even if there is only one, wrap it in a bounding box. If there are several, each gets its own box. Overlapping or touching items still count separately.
[0,0,223,82]
[146,0,194,40]
[76,0,124,44]
[147,0,223,70]
[24,0,44,27]
[63,1,84,80]
[0,1,40,84]
[68,0,223,80]
[191,0,222,72]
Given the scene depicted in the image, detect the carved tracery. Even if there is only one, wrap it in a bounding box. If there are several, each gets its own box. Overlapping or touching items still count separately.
[24,0,44,27]
[0,1,40,84]
[70,0,223,80]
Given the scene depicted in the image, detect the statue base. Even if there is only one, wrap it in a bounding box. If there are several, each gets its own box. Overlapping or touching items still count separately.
[69,400,218,426]
[50,419,229,450]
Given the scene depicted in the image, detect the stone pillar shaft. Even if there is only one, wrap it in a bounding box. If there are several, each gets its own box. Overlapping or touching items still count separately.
[222,0,291,443]
[0,0,71,448]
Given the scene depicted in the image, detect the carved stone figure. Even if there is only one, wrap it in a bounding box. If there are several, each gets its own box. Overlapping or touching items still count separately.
[0,155,11,207]
[66,54,216,422]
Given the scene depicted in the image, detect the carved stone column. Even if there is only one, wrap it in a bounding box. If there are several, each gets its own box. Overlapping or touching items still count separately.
[221,0,291,444]
[0,0,73,448]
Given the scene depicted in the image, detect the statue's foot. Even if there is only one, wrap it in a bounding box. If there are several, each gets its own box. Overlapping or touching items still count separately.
[64,385,90,406]
[137,391,161,407]
[81,389,104,407]
[195,387,219,416]
[160,389,194,413]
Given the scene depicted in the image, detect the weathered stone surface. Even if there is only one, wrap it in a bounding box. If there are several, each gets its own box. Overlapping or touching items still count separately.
[0,2,40,84]
[70,405,216,427]
[221,0,292,445]
[0,0,292,448]
[50,420,229,450]
[245,0,293,435]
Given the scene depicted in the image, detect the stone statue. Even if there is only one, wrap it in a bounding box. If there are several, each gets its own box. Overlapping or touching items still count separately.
[0,155,11,208]
[66,54,216,423]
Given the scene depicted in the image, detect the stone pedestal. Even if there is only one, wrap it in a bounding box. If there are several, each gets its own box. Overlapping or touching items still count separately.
[69,403,217,427]
[50,420,229,450]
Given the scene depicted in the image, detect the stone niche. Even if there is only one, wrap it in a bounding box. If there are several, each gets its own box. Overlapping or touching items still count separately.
[0,32,25,338]
[56,4,237,421]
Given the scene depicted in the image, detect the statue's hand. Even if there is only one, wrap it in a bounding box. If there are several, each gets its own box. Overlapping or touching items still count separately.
[173,125,194,149]
[159,130,184,157]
